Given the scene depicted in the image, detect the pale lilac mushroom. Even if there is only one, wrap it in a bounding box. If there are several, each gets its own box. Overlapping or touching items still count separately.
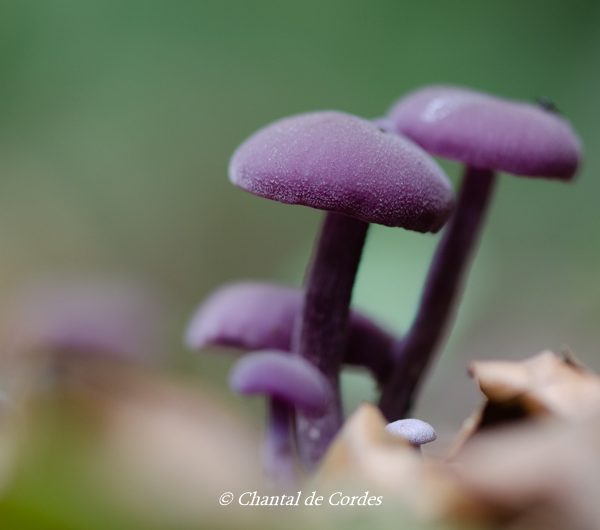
[230,111,454,468]
[385,418,437,451]
[379,86,582,420]
[229,350,330,483]
[185,281,396,384]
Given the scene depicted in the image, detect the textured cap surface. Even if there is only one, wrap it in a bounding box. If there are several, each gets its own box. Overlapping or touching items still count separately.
[385,418,437,446]
[387,85,581,179]
[230,111,454,232]
[229,351,331,415]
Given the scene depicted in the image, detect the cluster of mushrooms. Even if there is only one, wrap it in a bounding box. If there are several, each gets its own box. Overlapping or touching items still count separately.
[185,85,581,481]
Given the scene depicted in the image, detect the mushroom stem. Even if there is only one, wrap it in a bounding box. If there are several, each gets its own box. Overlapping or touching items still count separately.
[294,211,369,469]
[379,167,496,420]
[264,398,295,484]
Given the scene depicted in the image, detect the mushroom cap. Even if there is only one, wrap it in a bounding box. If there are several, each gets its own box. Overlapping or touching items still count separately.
[229,351,330,415]
[184,282,395,378]
[1,277,163,360]
[185,282,297,352]
[385,418,437,446]
[229,111,454,232]
[387,85,581,179]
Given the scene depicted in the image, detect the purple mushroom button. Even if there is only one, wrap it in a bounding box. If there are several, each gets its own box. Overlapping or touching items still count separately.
[230,351,331,483]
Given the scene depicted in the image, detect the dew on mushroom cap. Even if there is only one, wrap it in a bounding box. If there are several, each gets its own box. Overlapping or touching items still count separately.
[229,111,454,232]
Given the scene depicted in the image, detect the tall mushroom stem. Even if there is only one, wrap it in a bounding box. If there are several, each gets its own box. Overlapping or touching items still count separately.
[294,211,369,469]
[264,398,295,484]
[379,167,496,420]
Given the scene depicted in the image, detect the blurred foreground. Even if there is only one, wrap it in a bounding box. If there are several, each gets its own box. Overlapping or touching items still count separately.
[1,336,600,529]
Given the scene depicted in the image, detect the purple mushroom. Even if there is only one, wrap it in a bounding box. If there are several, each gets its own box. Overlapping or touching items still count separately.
[1,277,163,361]
[385,418,437,451]
[229,350,330,483]
[230,111,454,467]
[379,86,582,419]
[185,281,396,384]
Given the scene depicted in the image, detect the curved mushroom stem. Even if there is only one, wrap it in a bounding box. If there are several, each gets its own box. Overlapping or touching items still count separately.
[379,167,496,420]
[294,212,369,469]
[264,398,295,484]
[346,320,395,387]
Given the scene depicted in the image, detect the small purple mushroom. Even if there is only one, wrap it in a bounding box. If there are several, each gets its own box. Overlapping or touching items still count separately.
[379,86,582,419]
[230,111,453,468]
[230,350,330,483]
[185,281,396,384]
[385,418,437,450]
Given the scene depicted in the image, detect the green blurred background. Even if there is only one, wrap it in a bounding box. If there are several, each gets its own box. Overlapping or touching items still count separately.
[1,0,599,444]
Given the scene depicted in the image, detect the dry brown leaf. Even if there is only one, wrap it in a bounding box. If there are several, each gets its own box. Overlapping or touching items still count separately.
[470,350,600,419]
[454,414,600,530]
[452,351,600,453]
[445,350,600,529]
[315,403,480,521]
